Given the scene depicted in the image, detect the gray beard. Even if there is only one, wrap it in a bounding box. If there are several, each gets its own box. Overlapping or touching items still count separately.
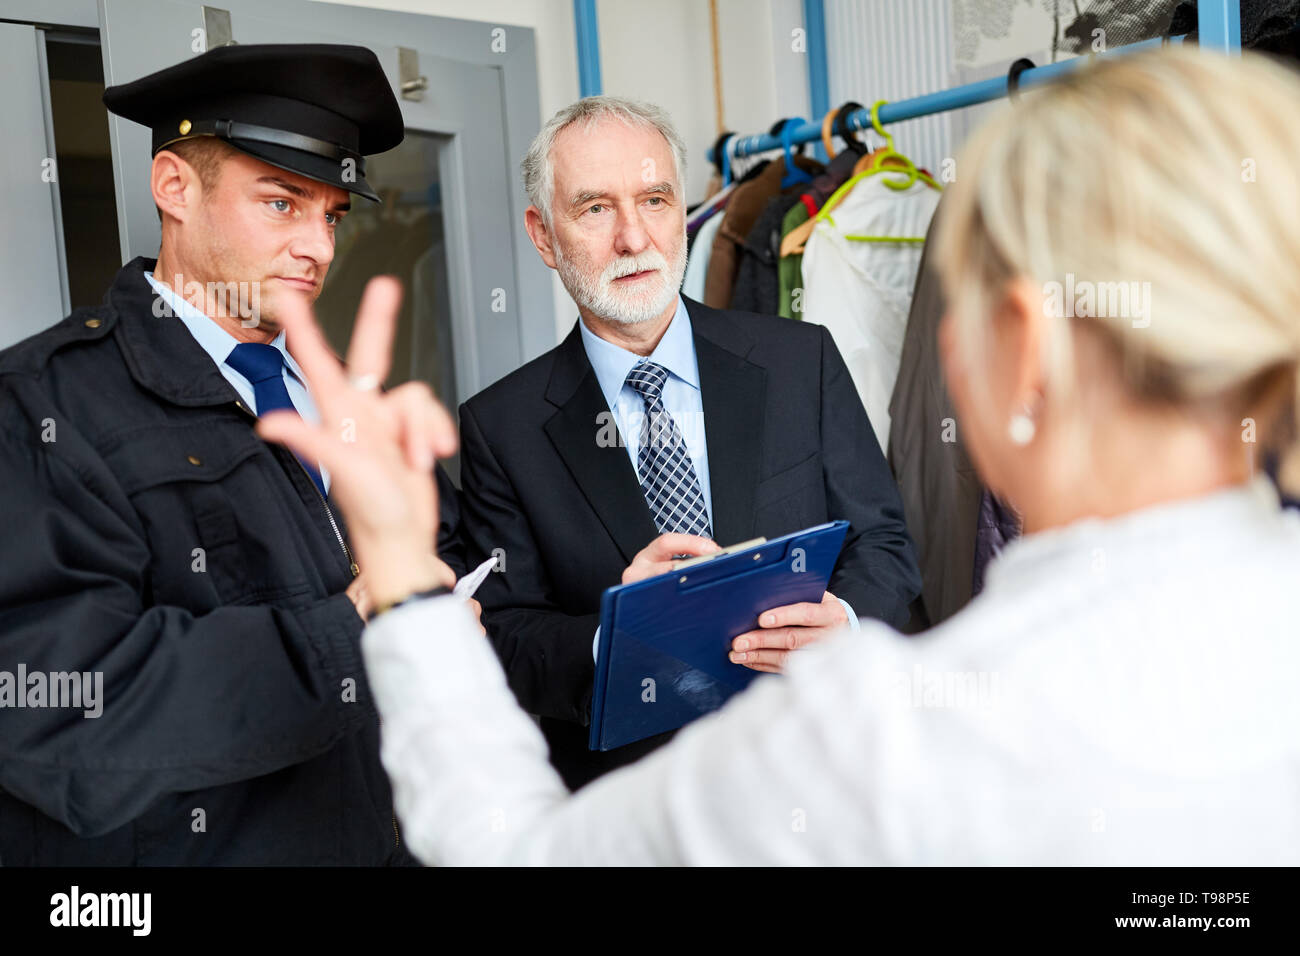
[554,238,687,326]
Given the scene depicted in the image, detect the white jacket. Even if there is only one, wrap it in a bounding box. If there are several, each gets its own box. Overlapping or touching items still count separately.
[800,174,940,451]
[363,479,1300,865]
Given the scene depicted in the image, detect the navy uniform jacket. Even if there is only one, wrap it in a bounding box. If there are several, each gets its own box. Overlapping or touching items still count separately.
[458,297,922,789]
[0,257,459,865]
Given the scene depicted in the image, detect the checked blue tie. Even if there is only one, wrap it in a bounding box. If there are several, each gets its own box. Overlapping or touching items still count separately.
[225,342,328,499]
[624,360,712,538]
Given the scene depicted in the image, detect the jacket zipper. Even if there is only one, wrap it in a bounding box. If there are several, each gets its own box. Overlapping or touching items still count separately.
[236,400,397,849]
[302,461,359,578]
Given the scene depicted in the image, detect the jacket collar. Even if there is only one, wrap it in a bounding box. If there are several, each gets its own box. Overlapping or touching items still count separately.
[102,258,357,561]
[542,296,766,560]
[108,257,244,407]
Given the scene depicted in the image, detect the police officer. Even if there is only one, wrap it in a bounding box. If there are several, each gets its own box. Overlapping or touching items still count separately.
[0,43,462,864]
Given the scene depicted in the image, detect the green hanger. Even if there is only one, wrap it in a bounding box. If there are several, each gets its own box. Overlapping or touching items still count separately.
[812,100,940,243]
[857,99,941,191]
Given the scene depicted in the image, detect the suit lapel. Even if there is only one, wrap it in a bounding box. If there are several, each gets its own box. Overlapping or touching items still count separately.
[544,324,658,565]
[687,300,766,545]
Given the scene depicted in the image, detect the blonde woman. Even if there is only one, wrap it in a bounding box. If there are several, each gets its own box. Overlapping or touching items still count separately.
[259,47,1300,865]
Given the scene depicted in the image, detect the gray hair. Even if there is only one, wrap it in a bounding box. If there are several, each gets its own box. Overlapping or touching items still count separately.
[522,95,688,226]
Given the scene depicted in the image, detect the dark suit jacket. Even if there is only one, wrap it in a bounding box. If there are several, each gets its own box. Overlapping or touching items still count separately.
[458,296,920,788]
[434,463,467,580]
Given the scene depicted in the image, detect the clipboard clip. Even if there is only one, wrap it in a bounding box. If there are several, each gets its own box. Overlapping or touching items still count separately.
[673,537,767,572]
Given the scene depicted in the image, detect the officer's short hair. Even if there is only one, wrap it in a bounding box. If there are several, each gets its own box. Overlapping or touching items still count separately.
[153,137,238,222]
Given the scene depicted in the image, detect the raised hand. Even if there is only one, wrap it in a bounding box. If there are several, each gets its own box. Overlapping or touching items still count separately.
[255,276,457,608]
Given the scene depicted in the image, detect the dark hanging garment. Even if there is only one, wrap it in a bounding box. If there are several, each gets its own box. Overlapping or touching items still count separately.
[729,191,801,314]
[971,490,1022,598]
[731,150,862,315]
[1170,0,1300,57]
[887,203,985,629]
[703,155,822,309]
[1263,452,1300,511]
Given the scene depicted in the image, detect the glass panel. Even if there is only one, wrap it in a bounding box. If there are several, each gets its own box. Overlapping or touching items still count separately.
[45,35,122,310]
[316,130,456,409]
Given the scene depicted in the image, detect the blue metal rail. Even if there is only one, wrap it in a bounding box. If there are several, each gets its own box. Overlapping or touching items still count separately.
[803,0,830,162]
[1198,0,1243,54]
[711,0,1242,165]
[574,0,602,98]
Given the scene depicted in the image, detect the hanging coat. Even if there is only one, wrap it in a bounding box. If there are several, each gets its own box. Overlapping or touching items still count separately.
[800,174,940,451]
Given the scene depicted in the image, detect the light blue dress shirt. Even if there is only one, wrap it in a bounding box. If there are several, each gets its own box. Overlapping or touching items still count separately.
[582,298,857,661]
[144,270,330,493]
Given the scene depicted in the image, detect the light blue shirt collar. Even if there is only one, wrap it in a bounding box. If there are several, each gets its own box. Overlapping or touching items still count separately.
[143,270,307,386]
[578,297,699,409]
[144,270,329,492]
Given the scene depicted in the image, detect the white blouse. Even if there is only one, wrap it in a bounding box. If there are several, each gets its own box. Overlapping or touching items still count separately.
[362,478,1300,864]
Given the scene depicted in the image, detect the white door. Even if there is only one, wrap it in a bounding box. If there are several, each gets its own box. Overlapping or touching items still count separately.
[0,23,70,349]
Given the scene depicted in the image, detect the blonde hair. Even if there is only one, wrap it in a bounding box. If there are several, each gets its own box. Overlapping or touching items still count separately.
[934,47,1300,491]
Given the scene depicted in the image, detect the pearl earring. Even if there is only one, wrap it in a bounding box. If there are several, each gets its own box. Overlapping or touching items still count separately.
[1008,411,1036,446]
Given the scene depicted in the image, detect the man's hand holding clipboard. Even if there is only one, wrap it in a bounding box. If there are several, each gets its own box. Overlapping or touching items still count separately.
[618,531,852,674]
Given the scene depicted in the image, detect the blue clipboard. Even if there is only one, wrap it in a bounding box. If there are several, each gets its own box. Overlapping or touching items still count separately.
[589,520,849,751]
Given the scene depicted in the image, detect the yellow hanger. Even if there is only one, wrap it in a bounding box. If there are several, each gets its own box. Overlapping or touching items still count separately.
[808,102,940,244]
[847,100,941,191]
[781,101,936,256]
[781,159,900,258]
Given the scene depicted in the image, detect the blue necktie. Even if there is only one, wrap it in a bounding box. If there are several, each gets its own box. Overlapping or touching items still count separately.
[225,342,328,499]
[625,361,712,538]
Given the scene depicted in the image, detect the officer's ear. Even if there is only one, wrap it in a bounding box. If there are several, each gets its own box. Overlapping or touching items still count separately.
[154,140,228,223]
[151,148,204,225]
[152,139,235,224]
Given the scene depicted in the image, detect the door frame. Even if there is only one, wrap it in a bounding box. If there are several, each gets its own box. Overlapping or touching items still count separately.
[4,0,554,402]
[0,0,99,29]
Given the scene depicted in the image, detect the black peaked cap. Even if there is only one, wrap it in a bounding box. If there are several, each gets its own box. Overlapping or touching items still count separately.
[102,43,405,202]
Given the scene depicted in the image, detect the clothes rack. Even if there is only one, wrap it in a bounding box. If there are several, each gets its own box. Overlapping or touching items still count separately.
[709,0,1241,169]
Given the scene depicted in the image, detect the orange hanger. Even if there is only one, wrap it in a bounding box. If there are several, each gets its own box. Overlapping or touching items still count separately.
[781,101,939,257]
[781,189,843,257]
[854,145,907,176]
[780,150,890,257]
[820,107,839,160]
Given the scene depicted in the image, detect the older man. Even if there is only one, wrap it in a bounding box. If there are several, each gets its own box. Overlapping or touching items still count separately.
[457,97,921,789]
[0,44,465,865]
